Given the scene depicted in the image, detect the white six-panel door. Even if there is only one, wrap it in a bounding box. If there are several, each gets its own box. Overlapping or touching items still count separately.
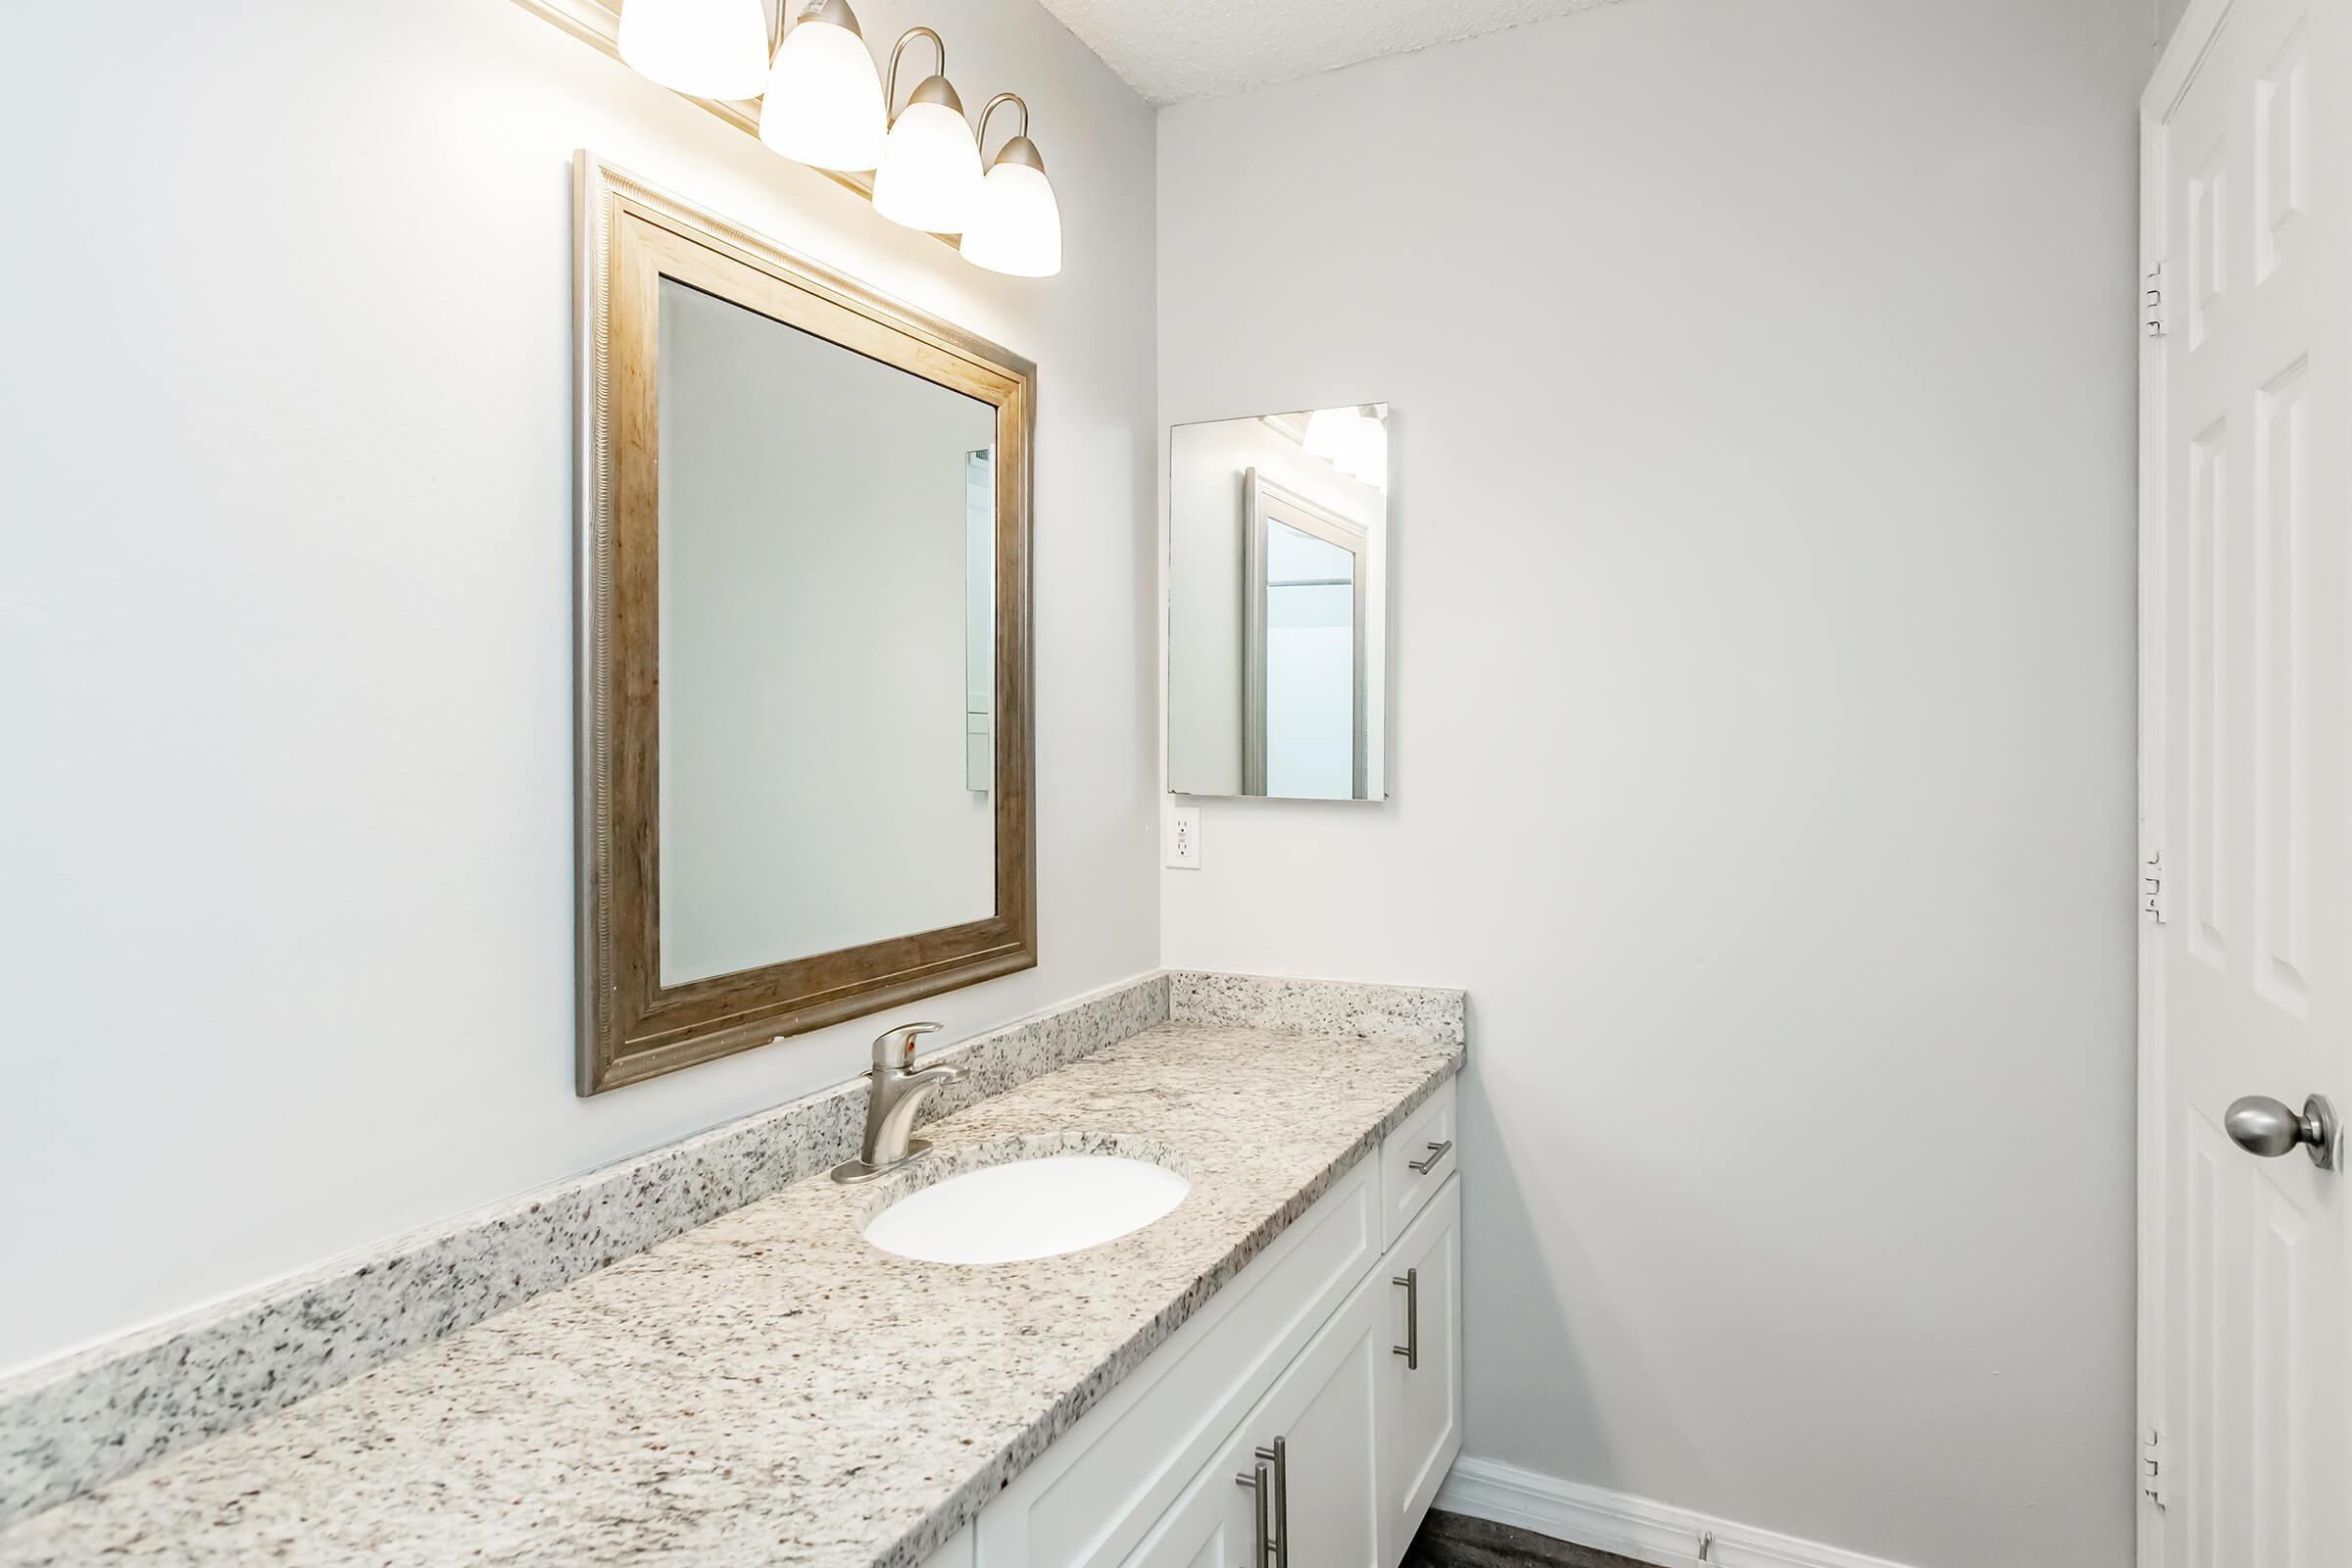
[2142,2,2350,1565]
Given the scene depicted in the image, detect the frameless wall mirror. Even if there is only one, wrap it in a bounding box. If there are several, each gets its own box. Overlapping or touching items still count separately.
[1167,406,1390,801]
[575,154,1035,1095]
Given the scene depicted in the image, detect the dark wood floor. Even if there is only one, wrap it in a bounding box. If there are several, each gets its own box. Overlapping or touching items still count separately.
[1404,1509,1644,1568]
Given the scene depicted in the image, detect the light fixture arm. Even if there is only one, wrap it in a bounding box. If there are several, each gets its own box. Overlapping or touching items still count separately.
[976,92,1028,153]
[884,27,953,123]
[975,90,1045,172]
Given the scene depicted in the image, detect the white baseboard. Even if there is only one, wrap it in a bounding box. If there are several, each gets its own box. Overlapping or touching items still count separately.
[1433,1456,1921,1568]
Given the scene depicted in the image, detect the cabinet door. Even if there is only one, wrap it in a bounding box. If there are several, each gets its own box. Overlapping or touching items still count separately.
[1278,1270,1385,1568]
[1113,1447,1250,1568]
[1380,1174,1460,1559]
[978,1162,1381,1568]
[1124,1270,1387,1568]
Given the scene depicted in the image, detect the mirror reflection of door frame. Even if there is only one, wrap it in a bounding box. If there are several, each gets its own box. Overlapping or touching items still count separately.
[964,447,995,794]
[1242,467,1368,800]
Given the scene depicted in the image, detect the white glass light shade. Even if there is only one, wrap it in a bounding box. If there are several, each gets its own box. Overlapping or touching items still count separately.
[616,0,769,100]
[961,160,1062,276]
[760,17,886,171]
[871,97,984,234]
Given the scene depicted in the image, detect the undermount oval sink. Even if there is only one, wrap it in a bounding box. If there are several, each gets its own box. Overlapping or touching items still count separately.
[863,1154,1190,1264]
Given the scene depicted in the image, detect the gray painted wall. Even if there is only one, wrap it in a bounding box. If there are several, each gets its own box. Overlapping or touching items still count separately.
[1158,1,2149,1562]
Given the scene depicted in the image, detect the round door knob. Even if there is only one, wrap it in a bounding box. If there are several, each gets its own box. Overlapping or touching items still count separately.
[2225,1094,2339,1170]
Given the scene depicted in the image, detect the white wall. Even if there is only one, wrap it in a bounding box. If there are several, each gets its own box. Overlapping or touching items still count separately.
[1157,3,2146,1565]
[658,281,995,978]
[0,0,1158,1375]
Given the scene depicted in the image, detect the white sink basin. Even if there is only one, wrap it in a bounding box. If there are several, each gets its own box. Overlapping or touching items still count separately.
[863,1154,1190,1265]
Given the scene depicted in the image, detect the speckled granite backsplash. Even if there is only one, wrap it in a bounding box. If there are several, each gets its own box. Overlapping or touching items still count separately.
[0,970,1463,1534]
[1168,970,1467,1044]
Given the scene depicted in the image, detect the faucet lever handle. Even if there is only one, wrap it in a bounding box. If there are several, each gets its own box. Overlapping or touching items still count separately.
[873,1021,944,1070]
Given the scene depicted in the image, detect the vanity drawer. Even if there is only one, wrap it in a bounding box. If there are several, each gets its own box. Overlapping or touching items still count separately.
[1379,1076,1456,1249]
[975,1158,1380,1568]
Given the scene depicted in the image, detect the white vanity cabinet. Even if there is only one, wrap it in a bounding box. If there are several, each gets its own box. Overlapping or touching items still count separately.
[968,1076,1462,1568]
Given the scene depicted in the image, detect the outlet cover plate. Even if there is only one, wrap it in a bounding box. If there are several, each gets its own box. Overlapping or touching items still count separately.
[1165,804,1201,869]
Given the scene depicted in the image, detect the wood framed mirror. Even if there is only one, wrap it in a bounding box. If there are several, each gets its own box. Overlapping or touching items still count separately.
[573,153,1035,1096]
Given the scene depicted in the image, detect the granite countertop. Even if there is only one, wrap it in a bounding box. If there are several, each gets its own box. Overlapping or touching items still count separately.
[0,1018,1462,1568]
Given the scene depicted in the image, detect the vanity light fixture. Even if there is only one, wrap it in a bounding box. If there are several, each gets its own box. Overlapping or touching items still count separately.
[615,0,770,101]
[960,93,1063,277]
[605,2,1059,272]
[871,28,984,235]
[759,0,886,172]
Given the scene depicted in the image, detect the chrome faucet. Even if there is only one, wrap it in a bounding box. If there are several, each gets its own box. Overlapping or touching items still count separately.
[831,1022,961,1183]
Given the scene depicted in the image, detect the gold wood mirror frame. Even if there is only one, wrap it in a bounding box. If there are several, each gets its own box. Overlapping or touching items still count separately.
[573,153,1036,1096]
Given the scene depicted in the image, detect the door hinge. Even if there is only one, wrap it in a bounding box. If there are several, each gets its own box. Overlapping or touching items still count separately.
[2145,262,2169,339]
[2143,850,2168,924]
[2142,1428,2168,1509]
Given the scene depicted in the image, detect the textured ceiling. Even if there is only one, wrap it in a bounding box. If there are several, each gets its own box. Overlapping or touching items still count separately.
[1036,0,1630,106]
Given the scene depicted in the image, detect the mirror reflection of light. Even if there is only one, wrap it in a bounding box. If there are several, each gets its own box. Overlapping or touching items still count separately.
[1302,406,1388,489]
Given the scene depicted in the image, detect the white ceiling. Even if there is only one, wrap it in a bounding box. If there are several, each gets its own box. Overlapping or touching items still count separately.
[1036,0,1629,106]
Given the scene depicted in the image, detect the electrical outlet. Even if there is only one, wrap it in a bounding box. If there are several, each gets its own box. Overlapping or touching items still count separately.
[1165,804,1201,869]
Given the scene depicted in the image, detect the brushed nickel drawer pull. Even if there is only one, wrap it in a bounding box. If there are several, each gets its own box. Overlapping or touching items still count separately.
[1408,1139,1451,1174]
[1393,1267,1419,1368]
